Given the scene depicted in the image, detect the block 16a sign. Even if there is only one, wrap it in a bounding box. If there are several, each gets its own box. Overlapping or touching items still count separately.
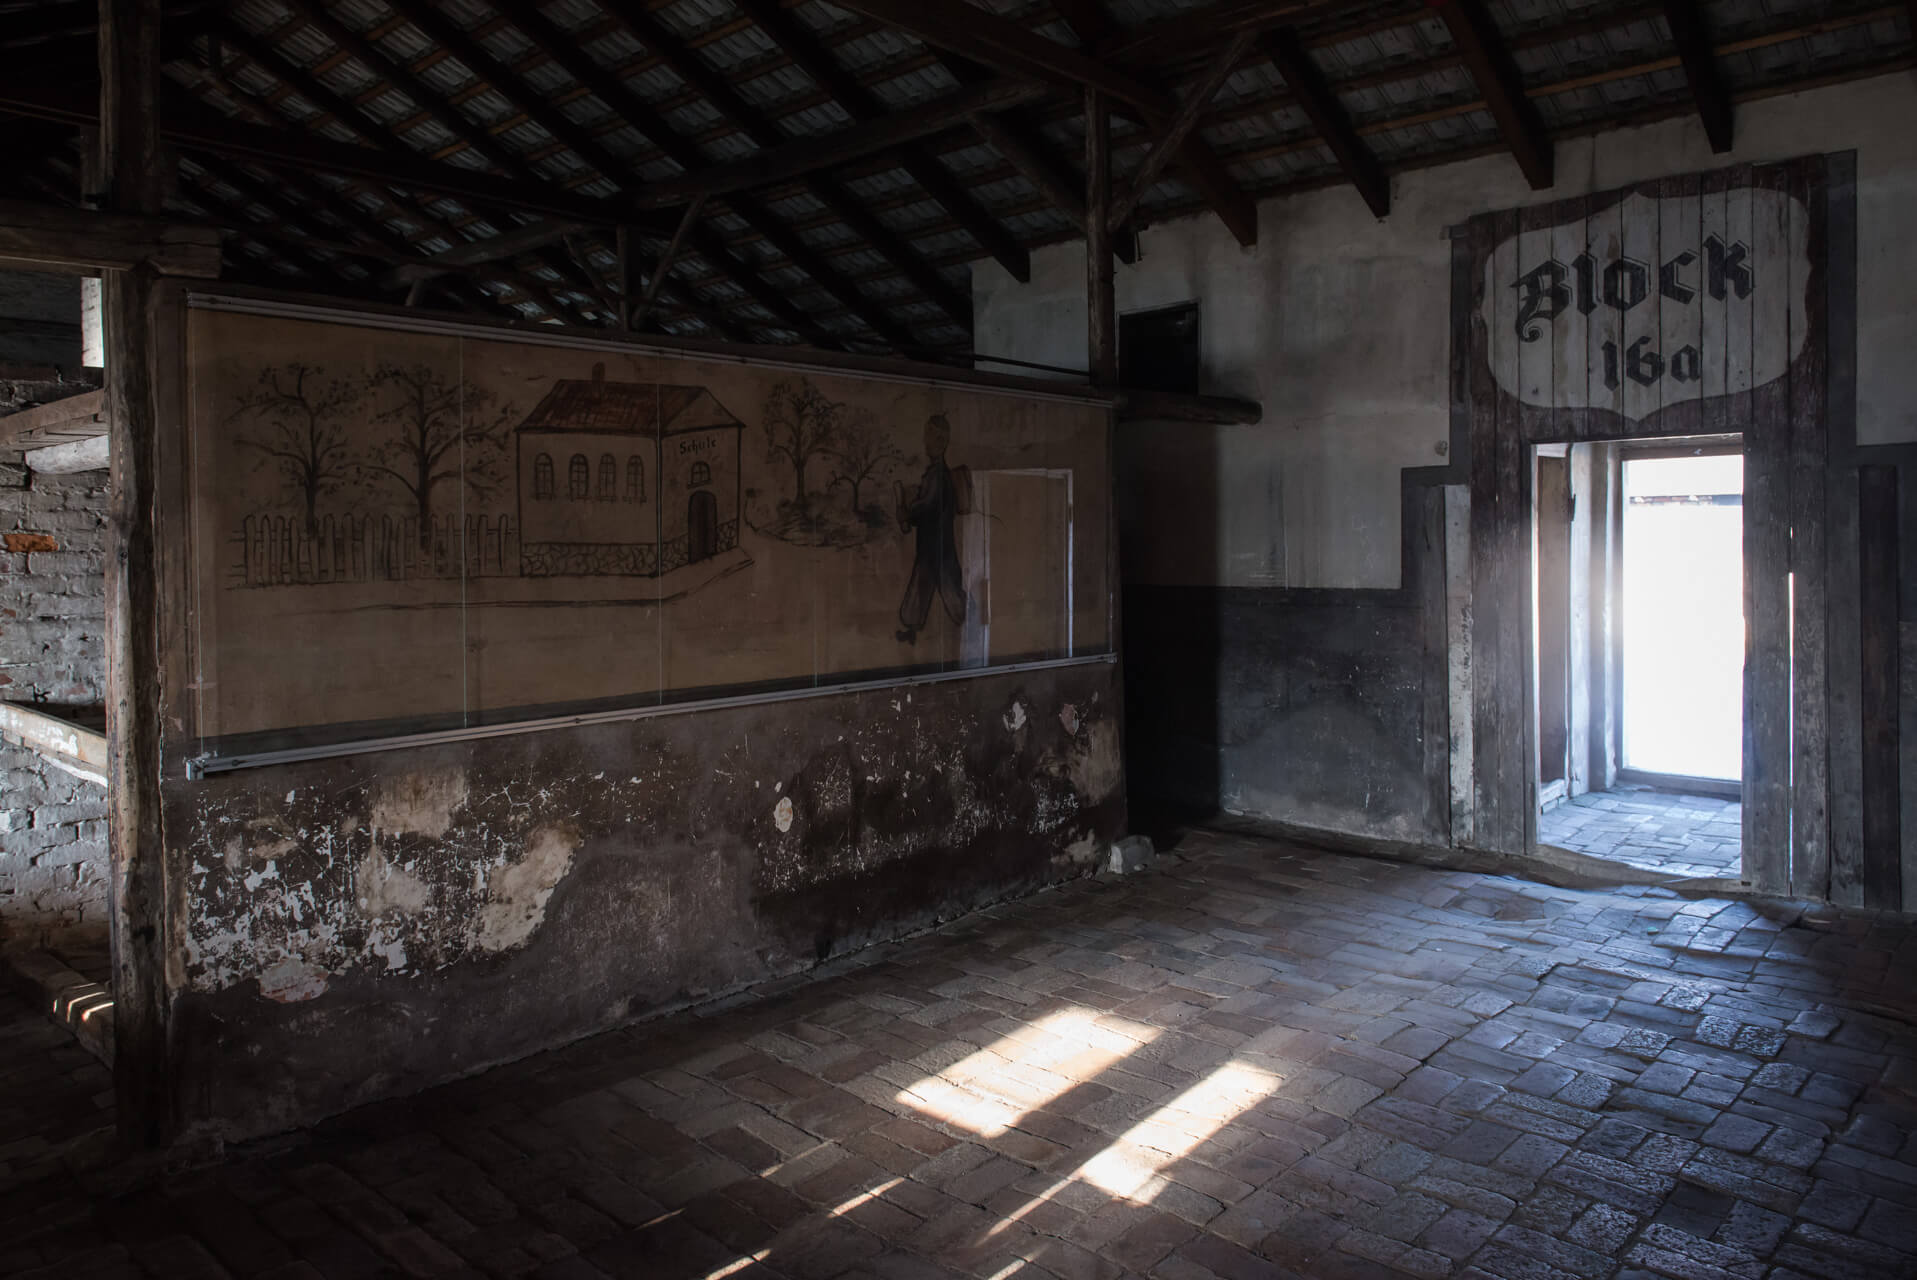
[1480,189,1810,421]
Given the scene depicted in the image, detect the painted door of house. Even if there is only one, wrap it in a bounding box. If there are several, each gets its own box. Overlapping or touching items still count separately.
[688,489,717,564]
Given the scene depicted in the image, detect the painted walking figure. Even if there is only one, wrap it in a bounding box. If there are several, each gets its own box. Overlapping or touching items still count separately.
[894,413,969,645]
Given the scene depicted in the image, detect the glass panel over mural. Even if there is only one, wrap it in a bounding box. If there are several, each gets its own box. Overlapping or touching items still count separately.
[186,306,1111,752]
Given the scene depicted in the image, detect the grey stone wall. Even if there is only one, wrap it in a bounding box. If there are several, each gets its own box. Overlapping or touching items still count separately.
[1,373,109,953]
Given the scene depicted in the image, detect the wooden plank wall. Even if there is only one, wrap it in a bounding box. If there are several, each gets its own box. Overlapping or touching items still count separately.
[1456,154,1897,904]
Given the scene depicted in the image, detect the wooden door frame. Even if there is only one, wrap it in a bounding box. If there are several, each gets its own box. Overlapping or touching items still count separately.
[1451,153,1857,895]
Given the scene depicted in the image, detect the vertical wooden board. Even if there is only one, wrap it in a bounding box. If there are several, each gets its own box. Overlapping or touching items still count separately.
[1659,172,1703,433]
[1824,160,1866,910]
[1788,160,1831,901]
[1417,483,1452,840]
[1724,173,1756,410]
[1620,182,1661,429]
[1698,169,1731,424]
[1517,201,1557,442]
[1743,166,1793,894]
[1549,208,1588,444]
[1903,610,1917,912]
[1473,212,1526,856]
[1858,464,1901,908]
[1587,197,1627,436]
[1827,455,1865,907]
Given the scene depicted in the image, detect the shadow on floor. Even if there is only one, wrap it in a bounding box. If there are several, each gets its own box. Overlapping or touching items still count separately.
[4,826,1915,1280]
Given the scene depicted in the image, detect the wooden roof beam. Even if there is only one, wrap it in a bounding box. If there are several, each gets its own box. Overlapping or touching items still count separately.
[469,0,906,349]
[1662,0,1733,153]
[1108,29,1255,231]
[1431,0,1553,189]
[730,0,1030,285]
[0,196,219,276]
[1258,26,1388,218]
[581,0,974,333]
[381,0,838,346]
[1040,0,1259,246]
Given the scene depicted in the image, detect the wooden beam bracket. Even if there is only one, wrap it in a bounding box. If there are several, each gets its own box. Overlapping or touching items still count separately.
[0,196,220,276]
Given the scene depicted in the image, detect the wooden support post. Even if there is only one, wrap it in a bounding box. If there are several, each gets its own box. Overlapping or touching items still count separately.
[99,0,171,1147]
[631,195,704,333]
[1085,87,1116,389]
[1859,464,1902,908]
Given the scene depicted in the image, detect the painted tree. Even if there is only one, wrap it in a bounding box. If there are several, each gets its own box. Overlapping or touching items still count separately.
[230,363,361,535]
[362,363,516,548]
[761,377,843,512]
[828,408,905,520]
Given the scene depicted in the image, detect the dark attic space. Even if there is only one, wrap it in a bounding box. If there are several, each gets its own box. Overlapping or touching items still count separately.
[1,1,1915,1279]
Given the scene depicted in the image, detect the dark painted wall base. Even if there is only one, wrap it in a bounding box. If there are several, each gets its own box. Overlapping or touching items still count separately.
[1123,585,1445,848]
[163,663,1125,1143]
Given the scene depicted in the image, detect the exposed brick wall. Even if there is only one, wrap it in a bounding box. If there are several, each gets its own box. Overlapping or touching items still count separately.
[1,369,109,953]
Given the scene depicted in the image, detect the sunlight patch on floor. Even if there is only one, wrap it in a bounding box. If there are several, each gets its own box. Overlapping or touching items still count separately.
[892,1005,1162,1136]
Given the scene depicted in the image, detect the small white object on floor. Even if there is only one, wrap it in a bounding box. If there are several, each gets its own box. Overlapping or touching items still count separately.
[1108,835,1154,874]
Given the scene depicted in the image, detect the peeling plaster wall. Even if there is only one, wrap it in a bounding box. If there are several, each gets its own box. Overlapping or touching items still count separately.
[164,663,1123,1141]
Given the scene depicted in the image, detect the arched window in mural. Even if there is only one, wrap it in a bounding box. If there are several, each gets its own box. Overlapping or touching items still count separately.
[533,453,554,500]
[626,455,645,502]
[568,454,589,500]
[689,460,712,487]
[598,453,617,500]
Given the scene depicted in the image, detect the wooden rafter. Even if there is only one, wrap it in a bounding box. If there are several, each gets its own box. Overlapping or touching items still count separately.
[474,0,917,350]
[1108,29,1255,232]
[188,24,601,324]
[1661,0,1733,153]
[729,0,1031,284]
[1040,0,1258,247]
[1431,0,1553,190]
[1258,26,1388,218]
[378,0,841,347]
[584,0,978,329]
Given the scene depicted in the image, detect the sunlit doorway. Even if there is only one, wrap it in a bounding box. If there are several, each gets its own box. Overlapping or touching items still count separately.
[1621,451,1744,783]
[1533,439,1746,881]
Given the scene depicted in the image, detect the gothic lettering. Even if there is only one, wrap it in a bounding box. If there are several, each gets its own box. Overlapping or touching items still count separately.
[1659,251,1697,304]
[1602,258,1650,312]
[1704,235,1753,300]
[1512,258,1570,341]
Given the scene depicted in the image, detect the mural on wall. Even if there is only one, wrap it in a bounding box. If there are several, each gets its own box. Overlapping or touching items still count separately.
[187,307,1110,744]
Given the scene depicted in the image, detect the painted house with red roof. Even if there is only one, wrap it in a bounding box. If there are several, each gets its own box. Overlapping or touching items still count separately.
[515,363,743,577]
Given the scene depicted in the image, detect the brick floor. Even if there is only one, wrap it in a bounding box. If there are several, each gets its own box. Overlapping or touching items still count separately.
[0,983,113,1198]
[5,827,1917,1280]
[1538,786,1743,880]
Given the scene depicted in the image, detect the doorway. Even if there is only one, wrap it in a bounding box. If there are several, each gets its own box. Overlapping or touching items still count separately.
[687,488,717,564]
[1531,438,1746,880]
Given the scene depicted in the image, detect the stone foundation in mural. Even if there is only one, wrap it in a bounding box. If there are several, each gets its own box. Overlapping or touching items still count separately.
[519,541,659,578]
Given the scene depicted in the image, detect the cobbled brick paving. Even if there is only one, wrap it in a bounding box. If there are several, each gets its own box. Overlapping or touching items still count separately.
[1538,788,1743,881]
[5,827,1916,1280]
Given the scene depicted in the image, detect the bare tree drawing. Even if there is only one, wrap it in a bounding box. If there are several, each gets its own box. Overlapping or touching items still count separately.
[361,363,516,548]
[230,363,361,535]
[828,408,905,522]
[762,378,843,512]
